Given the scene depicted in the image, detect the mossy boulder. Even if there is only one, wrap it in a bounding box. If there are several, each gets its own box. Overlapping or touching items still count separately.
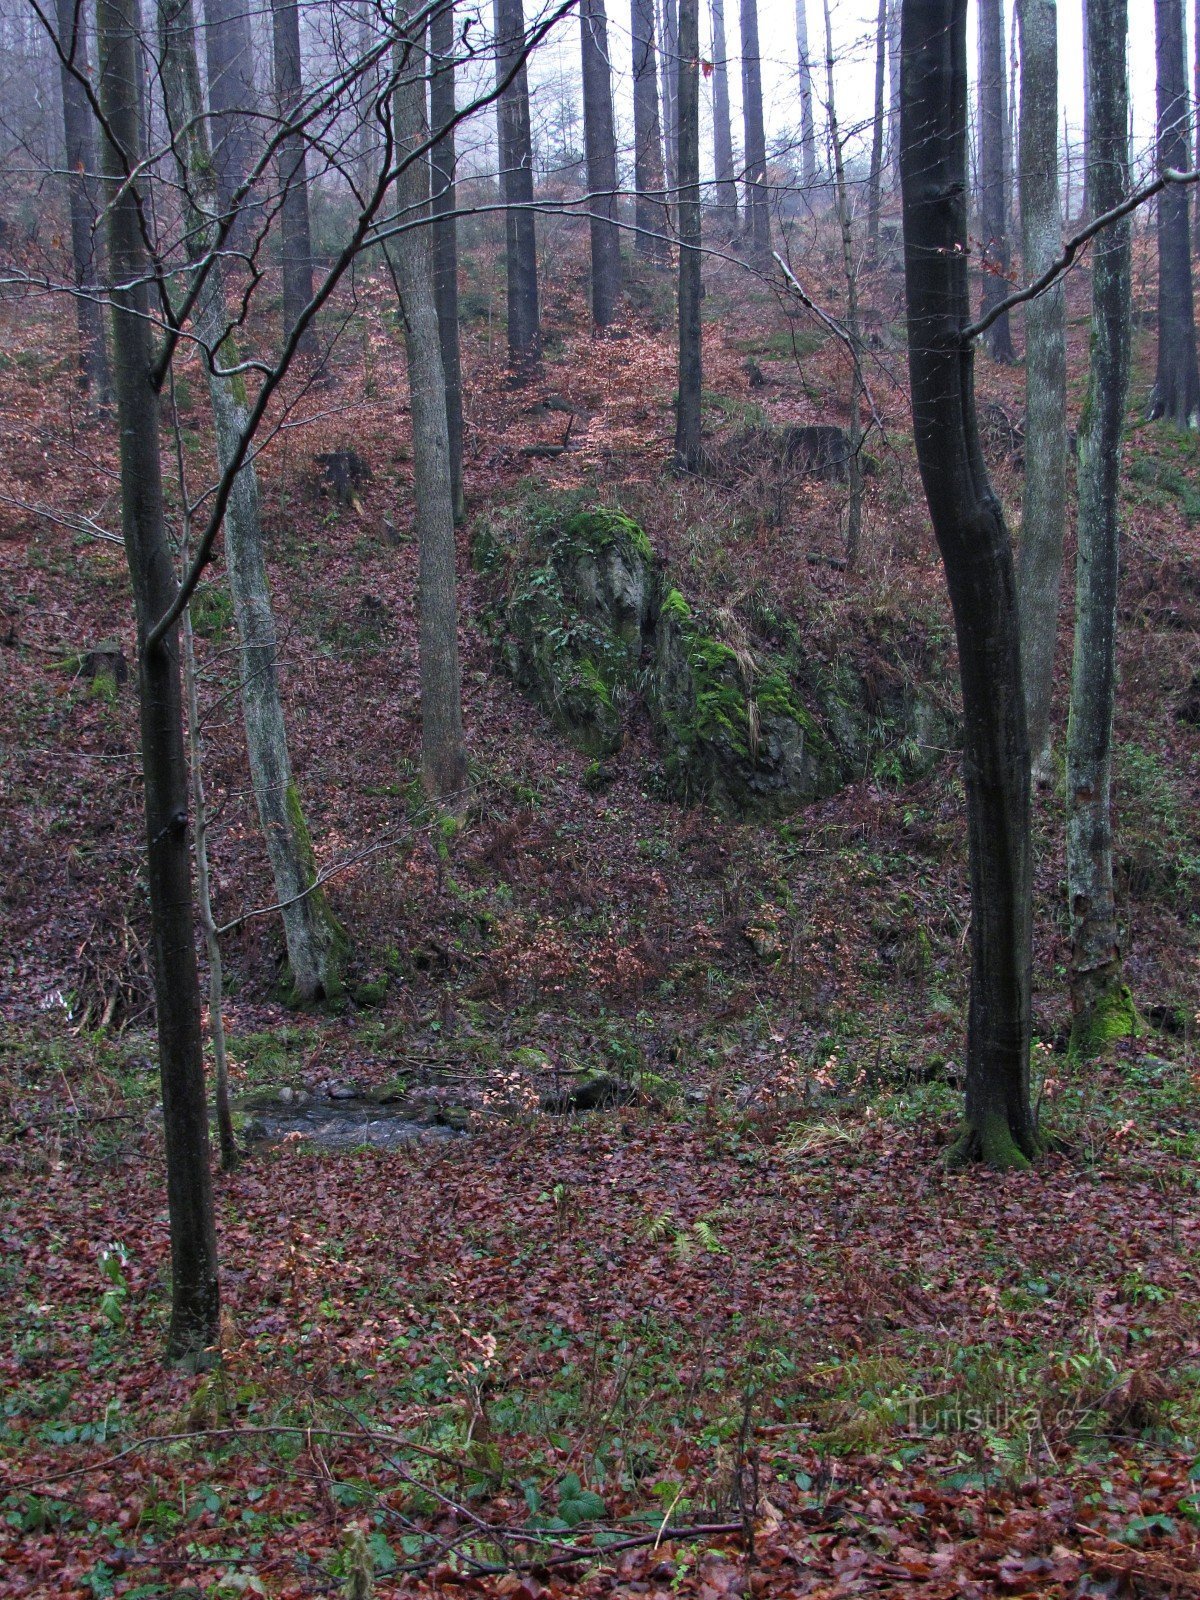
[651,591,841,816]
[497,508,655,756]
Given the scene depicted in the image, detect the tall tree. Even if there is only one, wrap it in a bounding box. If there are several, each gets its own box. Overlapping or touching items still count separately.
[977,0,1015,361]
[494,0,540,373]
[866,0,888,258]
[631,0,669,258]
[709,0,738,232]
[430,0,465,520]
[1150,0,1200,427]
[203,0,255,226]
[674,0,702,468]
[795,0,817,188]
[580,0,621,326]
[660,0,680,202]
[740,0,770,260]
[887,0,901,187]
[270,0,317,356]
[393,11,469,803]
[1016,0,1067,785]
[1067,0,1135,1053]
[97,0,220,1360]
[158,0,347,1005]
[823,0,864,566]
[54,0,111,399]
[901,0,1039,1168]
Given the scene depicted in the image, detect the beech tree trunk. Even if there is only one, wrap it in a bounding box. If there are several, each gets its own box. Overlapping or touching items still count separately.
[866,0,887,258]
[900,0,1038,1169]
[660,0,679,202]
[97,0,220,1363]
[494,0,540,373]
[674,0,702,469]
[393,14,469,804]
[632,0,669,259]
[159,0,347,1006]
[977,0,1015,361]
[887,0,901,188]
[740,0,770,260]
[1016,0,1067,786]
[270,0,317,357]
[430,0,465,520]
[203,0,254,227]
[55,0,111,400]
[709,0,738,233]
[1150,0,1200,427]
[824,0,864,566]
[580,0,621,326]
[1068,0,1135,1055]
[795,0,817,188]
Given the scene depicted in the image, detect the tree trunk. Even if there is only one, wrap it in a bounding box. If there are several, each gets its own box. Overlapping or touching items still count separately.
[660,0,679,203]
[1068,0,1135,1056]
[1194,0,1200,251]
[887,0,901,188]
[900,0,1038,1169]
[203,0,254,229]
[1080,0,1090,216]
[977,0,1015,361]
[1150,0,1200,427]
[580,0,621,326]
[1016,0,1067,787]
[430,0,465,521]
[159,0,347,1006]
[740,0,770,261]
[709,0,738,233]
[270,0,317,357]
[494,0,540,374]
[97,0,220,1363]
[866,0,887,259]
[55,0,111,400]
[355,0,379,199]
[393,14,469,804]
[795,0,817,188]
[824,0,864,566]
[632,0,669,259]
[674,0,702,469]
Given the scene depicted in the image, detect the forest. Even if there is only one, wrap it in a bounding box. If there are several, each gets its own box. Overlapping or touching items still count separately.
[1,0,1199,1591]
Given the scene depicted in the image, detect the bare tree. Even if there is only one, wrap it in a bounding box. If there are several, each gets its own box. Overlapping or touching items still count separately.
[494,0,540,372]
[822,0,863,566]
[795,0,817,188]
[202,0,255,227]
[580,0,620,325]
[866,0,887,258]
[1150,0,1200,427]
[739,0,769,260]
[660,0,679,201]
[674,0,702,468]
[53,0,111,398]
[632,0,668,258]
[709,0,737,232]
[430,0,464,520]
[270,0,317,356]
[977,0,1015,361]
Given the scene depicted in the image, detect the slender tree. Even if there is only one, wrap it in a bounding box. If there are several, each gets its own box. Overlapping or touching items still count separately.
[54,0,111,399]
[740,0,769,260]
[159,0,347,1005]
[97,0,220,1360]
[393,12,469,803]
[580,0,621,326]
[660,0,679,202]
[901,0,1039,1168]
[795,0,817,188]
[1067,0,1135,1053]
[430,0,465,520]
[823,0,864,566]
[632,0,669,258]
[1150,0,1200,427]
[270,0,317,356]
[977,0,1015,361]
[203,0,255,227]
[1080,0,1090,214]
[866,0,888,258]
[709,0,738,232]
[1194,0,1200,249]
[1016,0,1067,785]
[886,0,901,188]
[674,0,702,469]
[494,0,540,373]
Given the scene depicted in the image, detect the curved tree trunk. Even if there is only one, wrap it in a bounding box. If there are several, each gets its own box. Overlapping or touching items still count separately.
[494,0,541,374]
[1068,0,1135,1055]
[430,0,465,521]
[632,0,669,259]
[900,0,1038,1169]
[795,0,817,189]
[97,0,220,1363]
[393,13,469,804]
[580,0,621,326]
[1150,0,1200,427]
[674,0,702,469]
[270,0,317,358]
[977,0,1015,361]
[709,0,738,234]
[55,0,111,400]
[740,0,770,261]
[1016,0,1067,786]
[159,0,347,1005]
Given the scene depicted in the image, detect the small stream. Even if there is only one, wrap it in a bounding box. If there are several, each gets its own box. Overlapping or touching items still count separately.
[243,1096,465,1151]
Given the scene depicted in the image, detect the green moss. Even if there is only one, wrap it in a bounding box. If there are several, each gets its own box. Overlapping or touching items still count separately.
[1069,984,1139,1060]
[283,779,349,1003]
[660,588,692,624]
[944,1116,1038,1171]
[562,508,652,563]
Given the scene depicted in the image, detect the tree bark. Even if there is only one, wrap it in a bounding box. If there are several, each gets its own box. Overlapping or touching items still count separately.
[97,0,221,1362]
[795,0,817,188]
[660,0,679,203]
[709,0,738,233]
[494,0,540,374]
[977,0,1015,361]
[900,0,1038,1169]
[740,0,769,261]
[393,12,469,804]
[580,0,621,326]
[632,0,669,259]
[824,0,864,567]
[430,0,465,521]
[1067,0,1135,1056]
[1016,0,1067,786]
[674,0,702,469]
[159,0,347,1005]
[270,0,317,357]
[887,0,901,189]
[202,0,255,229]
[55,0,112,400]
[1150,0,1200,427]
[866,0,887,259]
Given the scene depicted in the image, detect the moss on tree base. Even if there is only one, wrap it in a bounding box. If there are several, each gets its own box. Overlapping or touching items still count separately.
[943,1116,1044,1171]
[1069,982,1139,1061]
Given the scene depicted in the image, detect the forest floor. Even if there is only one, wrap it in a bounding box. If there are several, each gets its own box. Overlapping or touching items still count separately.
[2,217,1200,1596]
